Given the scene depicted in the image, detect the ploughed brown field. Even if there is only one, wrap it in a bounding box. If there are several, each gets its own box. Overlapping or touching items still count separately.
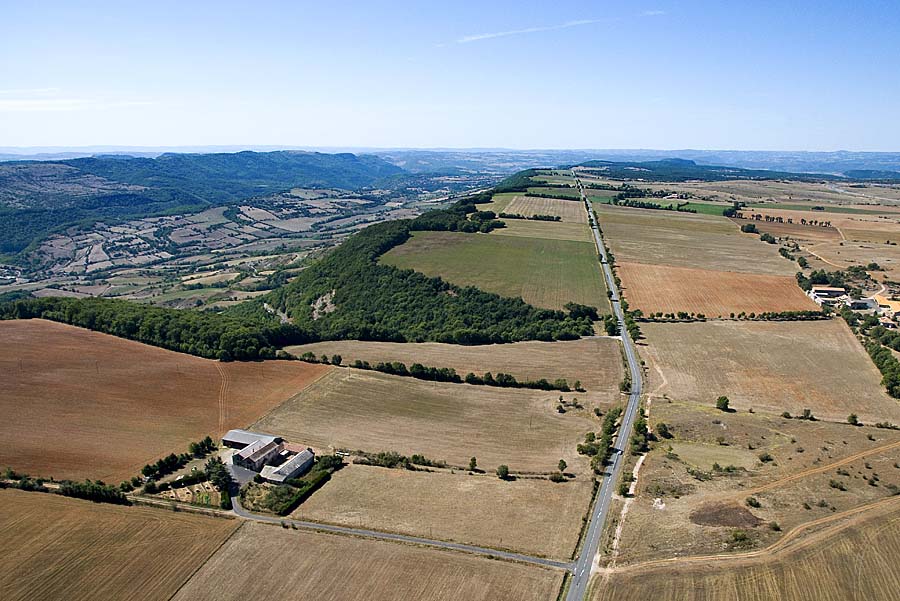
[616,262,820,316]
[286,337,623,403]
[172,521,565,601]
[0,319,331,482]
[293,464,593,559]
[0,489,238,601]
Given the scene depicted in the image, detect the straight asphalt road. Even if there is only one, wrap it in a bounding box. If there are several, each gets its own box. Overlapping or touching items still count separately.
[565,176,645,601]
[231,495,574,571]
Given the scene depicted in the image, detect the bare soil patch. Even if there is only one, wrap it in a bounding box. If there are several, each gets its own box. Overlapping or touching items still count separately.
[0,319,331,482]
[689,502,762,528]
[172,521,564,601]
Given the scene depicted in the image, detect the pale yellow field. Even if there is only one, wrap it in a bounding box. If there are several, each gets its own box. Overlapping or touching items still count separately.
[172,521,566,601]
[504,195,587,223]
[286,337,623,403]
[0,489,238,601]
[252,369,596,474]
[641,319,900,422]
[593,497,900,601]
[493,219,593,242]
[294,464,593,559]
[595,204,797,276]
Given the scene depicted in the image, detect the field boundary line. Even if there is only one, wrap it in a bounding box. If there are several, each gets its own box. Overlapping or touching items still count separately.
[165,521,245,601]
[231,495,574,571]
[737,438,900,497]
[608,494,900,574]
[246,365,335,431]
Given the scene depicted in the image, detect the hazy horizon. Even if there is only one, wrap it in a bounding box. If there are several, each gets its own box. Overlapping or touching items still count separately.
[3,1,899,150]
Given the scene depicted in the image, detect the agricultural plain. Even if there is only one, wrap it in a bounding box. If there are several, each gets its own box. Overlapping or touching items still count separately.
[252,369,596,474]
[381,230,607,311]
[503,195,587,223]
[640,319,900,422]
[0,319,331,481]
[594,204,796,275]
[594,497,900,601]
[172,521,565,601]
[286,337,623,403]
[0,489,238,601]
[293,464,593,559]
[616,262,818,316]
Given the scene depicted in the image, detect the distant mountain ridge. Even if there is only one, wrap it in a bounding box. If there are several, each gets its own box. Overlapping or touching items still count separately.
[0,150,405,255]
[574,158,897,182]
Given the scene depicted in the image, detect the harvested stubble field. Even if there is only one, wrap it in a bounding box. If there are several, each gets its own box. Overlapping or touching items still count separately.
[616,262,819,316]
[0,319,331,481]
[381,230,607,311]
[172,521,565,601]
[640,319,900,422]
[593,203,797,275]
[504,194,587,223]
[802,238,900,276]
[293,464,593,559]
[286,337,623,403]
[491,219,593,242]
[252,369,595,474]
[741,207,900,245]
[0,489,238,601]
[612,398,900,564]
[729,217,843,242]
[593,496,900,601]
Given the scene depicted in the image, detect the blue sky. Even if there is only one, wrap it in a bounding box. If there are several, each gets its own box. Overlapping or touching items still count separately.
[2,1,898,150]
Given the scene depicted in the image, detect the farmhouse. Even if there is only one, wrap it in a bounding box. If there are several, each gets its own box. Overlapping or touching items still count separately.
[846,297,877,311]
[222,429,280,449]
[808,286,846,306]
[234,439,283,471]
[260,448,315,483]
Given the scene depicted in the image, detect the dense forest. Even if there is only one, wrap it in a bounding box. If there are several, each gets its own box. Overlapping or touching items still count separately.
[265,195,594,343]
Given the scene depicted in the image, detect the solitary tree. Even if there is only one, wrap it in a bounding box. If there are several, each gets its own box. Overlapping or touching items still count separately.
[558,459,567,473]
[716,396,731,412]
[656,422,672,439]
[497,465,510,480]
[848,413,860,426]
[468,457,477,471]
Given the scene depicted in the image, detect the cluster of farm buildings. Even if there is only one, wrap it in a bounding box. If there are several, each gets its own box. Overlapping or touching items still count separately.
[223,429,315,483]
[808,285,899,327]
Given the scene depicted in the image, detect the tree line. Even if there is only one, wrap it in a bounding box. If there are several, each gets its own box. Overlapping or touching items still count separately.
[297,352,582,392]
